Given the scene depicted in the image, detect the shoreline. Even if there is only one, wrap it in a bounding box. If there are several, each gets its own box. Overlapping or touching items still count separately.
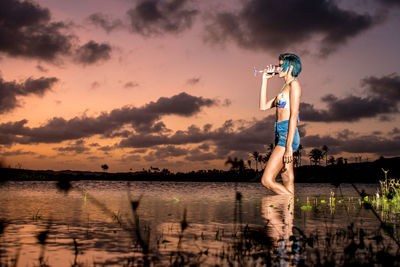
[1,157,399,184]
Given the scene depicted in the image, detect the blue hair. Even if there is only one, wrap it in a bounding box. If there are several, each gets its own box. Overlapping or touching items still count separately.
[279,53,302,77]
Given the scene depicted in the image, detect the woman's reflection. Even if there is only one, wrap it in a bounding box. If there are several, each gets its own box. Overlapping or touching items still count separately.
[262,195,296,265]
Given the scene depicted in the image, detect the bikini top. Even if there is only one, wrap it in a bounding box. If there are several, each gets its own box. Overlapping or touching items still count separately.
[275,79,300,121]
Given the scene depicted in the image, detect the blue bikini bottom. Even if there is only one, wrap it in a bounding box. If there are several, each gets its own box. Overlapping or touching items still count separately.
[274,120,300,151]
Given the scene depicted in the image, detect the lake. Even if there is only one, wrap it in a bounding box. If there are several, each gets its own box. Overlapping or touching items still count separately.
[0,181,397,266]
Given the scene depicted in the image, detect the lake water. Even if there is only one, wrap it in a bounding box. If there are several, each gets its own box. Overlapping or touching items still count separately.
[0,181,395,266]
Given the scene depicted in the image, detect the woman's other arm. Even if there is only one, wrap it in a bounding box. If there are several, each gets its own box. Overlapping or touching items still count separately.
[284,80,301,163]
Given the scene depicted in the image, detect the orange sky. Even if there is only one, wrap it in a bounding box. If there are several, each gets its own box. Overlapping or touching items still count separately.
[0,0,399,172]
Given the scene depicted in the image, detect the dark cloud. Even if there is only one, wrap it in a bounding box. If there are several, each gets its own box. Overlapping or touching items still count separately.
[362,73,400,101]
[0,149,35,156]
[185,148,222,161]
[379,0,400,7]
[0,76,58,114]
[75,41,111,65]
[53,140,90,154]
[153,145,189,158]
[127,0,199,36]
[36,64,48,73]
[124,81,139,89]
[0,0,113,64]
[87,12,124,33]
[303,131,400,156]
[389,127,400,136]
[119,116,277,160]
[0,92,217,144]
[98,145,115,152]
[301,73,400,122]
[0,0,73,60]
[205,0,377,56]
[186,77,200,85]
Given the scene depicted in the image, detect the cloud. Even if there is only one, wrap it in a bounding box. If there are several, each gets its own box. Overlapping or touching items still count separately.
[119,116,277,160]
[53,140,91,154]
[389,127,400,136]
[0,0,113,64]
[0,76,58,114]
[75,41,112,65]
[0,0,73,61]
[124,81,139,89]
[98,145,115,152]
[205,0,378,56]
[36,64,49,73]
[87,12,124,33]
[90,81,101,90]
[0,92,217,144]
[127,0,199,36]
[303,131,400,156]
[186,77,200,85]
[0,149,36,156]
[379,0,400,7]
[301,73,400,122]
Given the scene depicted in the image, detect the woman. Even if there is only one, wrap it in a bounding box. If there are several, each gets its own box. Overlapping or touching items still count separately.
[259,53,302,195]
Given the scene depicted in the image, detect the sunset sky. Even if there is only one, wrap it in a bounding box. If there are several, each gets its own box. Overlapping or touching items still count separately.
[1,0,400,172]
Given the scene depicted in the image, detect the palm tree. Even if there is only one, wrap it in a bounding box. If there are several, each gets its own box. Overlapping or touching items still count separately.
[225,157,245,172]
[309,148,323,165]
[250,151,260,172]
[293,150,300,167]
[322,145,329,166]
[247,159,252,169]
[257,154,263,170]
[297,144,303,166]
[262,153,270,167]
[328,156,336,165]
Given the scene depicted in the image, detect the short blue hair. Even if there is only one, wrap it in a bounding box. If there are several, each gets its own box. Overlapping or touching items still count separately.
[279,53,302,77]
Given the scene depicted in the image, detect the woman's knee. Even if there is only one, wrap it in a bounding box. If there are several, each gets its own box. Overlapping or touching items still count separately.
[281,169,294,183]
[261,176,275,189]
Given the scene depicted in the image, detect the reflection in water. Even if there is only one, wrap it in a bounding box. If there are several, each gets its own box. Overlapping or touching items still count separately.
[262,195,297,266]
[0,181,387,266]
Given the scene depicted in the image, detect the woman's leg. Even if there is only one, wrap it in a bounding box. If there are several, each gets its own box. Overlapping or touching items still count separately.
[261,146,292,195]
[281,162,295,194]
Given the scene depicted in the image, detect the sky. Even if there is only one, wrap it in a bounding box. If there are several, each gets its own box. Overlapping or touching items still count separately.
[0,0,400,172]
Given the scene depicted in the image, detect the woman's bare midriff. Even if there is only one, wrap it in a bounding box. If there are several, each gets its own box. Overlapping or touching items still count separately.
[276,106,290,122]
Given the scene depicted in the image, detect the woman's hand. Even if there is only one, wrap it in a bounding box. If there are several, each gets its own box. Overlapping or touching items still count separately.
[262,64,276,80]
[283,147,293,164]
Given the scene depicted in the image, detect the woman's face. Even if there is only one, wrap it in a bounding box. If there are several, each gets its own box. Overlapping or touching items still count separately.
[278,60,286,78]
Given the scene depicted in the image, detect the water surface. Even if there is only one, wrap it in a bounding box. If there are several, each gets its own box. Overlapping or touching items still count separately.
[0,181,386,266]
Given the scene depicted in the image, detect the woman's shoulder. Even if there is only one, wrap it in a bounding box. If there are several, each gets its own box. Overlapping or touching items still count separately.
[289,79,301,90]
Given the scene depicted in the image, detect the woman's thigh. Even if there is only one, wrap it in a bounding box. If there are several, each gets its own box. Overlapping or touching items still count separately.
[263,145,285,179]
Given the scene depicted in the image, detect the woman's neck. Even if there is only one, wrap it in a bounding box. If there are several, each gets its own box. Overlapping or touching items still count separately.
[284,75,295,85]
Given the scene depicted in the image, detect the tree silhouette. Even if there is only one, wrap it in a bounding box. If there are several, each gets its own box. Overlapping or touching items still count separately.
[293,150,300,167]
[309,148,323,165]
[101,164,109,172]
[257,154,263,169]
[250,151,260,172]
[328,156,336,166]
[262,153,270,168]
[225,157,245,172]
[322,145,329,166]
[297,144,303,166]
[247,159,252,169]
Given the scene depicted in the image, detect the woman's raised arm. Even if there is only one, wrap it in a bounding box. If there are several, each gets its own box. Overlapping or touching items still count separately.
[259,66,276,110]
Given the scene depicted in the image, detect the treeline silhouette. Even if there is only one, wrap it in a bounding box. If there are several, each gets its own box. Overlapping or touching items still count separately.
[0,155,399,185]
